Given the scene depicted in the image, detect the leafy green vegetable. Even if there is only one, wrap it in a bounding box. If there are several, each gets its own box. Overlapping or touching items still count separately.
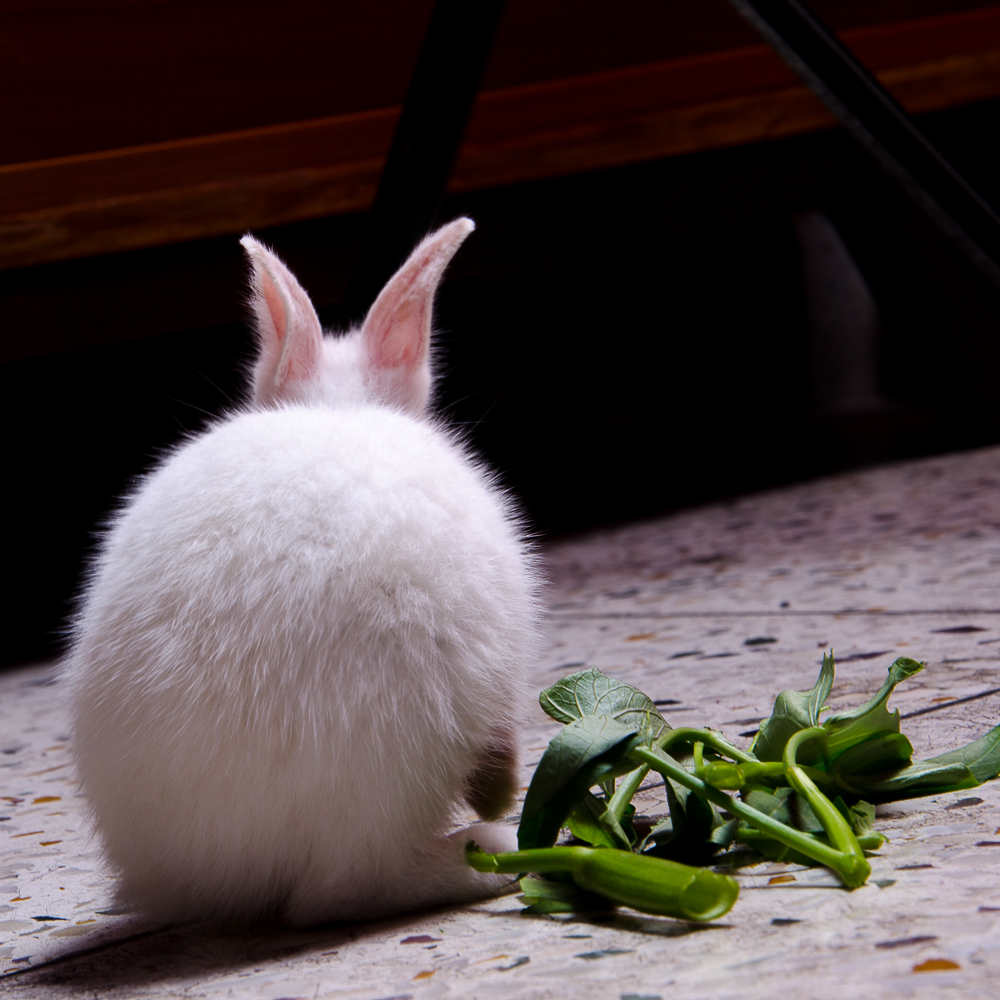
[632,744,871,885]
[518,715,643,850]
[825,657,924,727]
[743,786,796,827]
[540,666,671,740]
[469,655,999,919]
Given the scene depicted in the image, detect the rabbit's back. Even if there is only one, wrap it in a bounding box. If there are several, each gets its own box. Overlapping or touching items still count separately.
[70,404,533,922]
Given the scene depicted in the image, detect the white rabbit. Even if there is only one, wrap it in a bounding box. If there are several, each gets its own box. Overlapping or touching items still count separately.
[65,218,539,926]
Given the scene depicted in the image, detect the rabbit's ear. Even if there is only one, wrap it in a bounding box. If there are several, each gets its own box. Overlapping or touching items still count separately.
[242,236,324,405]
[360,218,474,413]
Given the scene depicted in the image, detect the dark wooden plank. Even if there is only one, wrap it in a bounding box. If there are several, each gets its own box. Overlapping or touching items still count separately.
[1,1,989,164]
[0,5,998,270]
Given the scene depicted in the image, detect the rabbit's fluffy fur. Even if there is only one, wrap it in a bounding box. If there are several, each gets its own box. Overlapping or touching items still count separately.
[65,219,539,925]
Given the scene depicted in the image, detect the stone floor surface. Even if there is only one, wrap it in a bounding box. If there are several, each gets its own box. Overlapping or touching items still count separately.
[1,446,999,999]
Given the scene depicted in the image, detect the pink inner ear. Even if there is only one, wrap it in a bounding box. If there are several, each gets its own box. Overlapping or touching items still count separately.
[260,269,287,343]
[371,298,426,369]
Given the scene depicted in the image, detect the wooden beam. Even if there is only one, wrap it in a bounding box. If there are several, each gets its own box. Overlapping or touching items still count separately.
[1,7,998,271]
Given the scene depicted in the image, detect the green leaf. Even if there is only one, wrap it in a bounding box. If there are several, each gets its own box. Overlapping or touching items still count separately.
[639,812,672,853]
[518,715,642,850]
[840,759,978,801]
[567,793,620,849]
[848,800,877,836]
[831,732,914,777]
[736,787,843,865]
[751,654,834,762]
[839,722,1000,803]
[540,666,671,740]
[567,796,636,851]
[923,723,1000,782]
[619,803,638,847]
[743,786,823,833]
[670,780,721,841]
[823,657,924,759]
[743,786,793,826]
[645,779,728,865]
[708,817,739,849]
[825,657,924,726]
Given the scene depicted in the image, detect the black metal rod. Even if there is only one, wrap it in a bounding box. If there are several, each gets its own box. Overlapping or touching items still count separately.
[727,0,1000,287]
[342,0,507,322]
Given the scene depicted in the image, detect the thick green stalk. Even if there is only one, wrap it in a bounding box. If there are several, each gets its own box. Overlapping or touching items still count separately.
[466,844,738,921]
[783,728,870,887]
[608,727,764,822]
[741,764,835,791]
[659,727,758,764]
[607,727,761,824]
[736,827,886,852]
[468,846,579,874]
[739,760,785,779]
[630,745,868,886]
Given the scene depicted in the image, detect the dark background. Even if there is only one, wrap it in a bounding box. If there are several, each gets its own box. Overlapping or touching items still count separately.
[5,0,991,164]
[4,95,1000,668]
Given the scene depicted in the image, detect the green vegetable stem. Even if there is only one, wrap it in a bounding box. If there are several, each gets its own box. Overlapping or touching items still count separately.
[630,744,870,888]
[466,843,739,922]
[782,727,870,888]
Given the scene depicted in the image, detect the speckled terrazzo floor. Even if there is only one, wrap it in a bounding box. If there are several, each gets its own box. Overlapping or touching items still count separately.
[2,446,999,999]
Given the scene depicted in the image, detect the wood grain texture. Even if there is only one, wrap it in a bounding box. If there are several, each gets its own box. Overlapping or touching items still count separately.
[1,5,999,270]
[7,0,975,163]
